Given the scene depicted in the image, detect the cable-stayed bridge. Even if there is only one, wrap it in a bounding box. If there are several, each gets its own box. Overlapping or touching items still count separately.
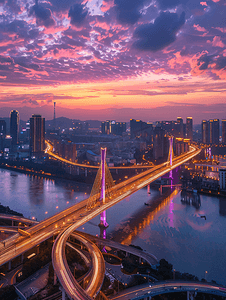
[0,144,201,299]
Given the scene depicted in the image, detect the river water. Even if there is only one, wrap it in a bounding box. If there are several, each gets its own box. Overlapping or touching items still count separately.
[0,168,226,285]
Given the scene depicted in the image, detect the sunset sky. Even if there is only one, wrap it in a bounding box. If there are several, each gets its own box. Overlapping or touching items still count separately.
[0,0,226,123]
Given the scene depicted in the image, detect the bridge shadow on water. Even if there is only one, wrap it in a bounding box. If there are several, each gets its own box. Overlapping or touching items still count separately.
[107,188,179,245]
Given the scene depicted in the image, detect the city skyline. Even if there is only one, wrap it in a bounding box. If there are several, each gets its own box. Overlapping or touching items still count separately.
[0,0,226,122]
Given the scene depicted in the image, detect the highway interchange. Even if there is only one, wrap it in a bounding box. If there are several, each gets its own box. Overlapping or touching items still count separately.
[0,144,212,300]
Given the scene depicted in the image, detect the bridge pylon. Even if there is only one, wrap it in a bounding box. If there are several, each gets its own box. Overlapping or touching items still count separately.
[99,148,108,229]
[86,148,115,235]
[167,136,174,167]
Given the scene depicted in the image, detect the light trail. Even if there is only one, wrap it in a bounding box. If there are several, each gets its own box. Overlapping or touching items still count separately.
[0,145,202,299]
[45,140,154,170]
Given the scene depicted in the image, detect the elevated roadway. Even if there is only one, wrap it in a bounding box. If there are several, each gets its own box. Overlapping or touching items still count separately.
[0,145,201,298]
[109,281,226,299]
[52,230,105,300]
[77,232,158,265]
[0,145,200,268]
[51,145,201,299]
[0,214,38,226]
[45,140,154,170]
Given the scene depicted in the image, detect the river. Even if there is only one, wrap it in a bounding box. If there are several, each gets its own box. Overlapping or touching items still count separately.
[0,168,226,285]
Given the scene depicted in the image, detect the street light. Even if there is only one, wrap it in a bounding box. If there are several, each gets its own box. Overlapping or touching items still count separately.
[18,222,22,231]
[205,271,208,281]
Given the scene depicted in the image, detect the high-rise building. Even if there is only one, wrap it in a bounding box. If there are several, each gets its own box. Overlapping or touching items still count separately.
[30,114,45,157]
[202,120,209,144]
[10,110,19,146]
[177,117,183,138]
[101,120,112,134]
[213,119,219,144]
[0,120,6,137]
[209,120,214,144]
[219,167,226,190]
[186,117,193,141]
[101,120,126,136]
[209,119,219,144]
[153,127,165,160]
[0,120,6,153]
[130,119,153,139]
[222,120,226,144]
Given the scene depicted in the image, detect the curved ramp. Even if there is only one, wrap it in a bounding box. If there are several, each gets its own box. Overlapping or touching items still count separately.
[52,229,105,300]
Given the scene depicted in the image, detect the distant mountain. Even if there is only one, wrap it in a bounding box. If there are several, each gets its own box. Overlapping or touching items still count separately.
[46,117,101,130]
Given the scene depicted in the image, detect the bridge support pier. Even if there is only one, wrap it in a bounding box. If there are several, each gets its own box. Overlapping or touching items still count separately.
[77,167,79,175]
[8,260,11,271]
[147,184,150,194]
[160,185,163,195]
[59,286,66,300]
[187,291,194,300]
[85,168,87,177]
[54,271,57,285]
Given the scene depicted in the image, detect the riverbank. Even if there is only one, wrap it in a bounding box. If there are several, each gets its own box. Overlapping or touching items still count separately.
[0,159,89,183]
[0,203,23,217]
[182,187,226,198]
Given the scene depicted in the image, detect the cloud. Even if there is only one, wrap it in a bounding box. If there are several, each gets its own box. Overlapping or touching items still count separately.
[2,0,21,14]
[133,11,185,51]
[215,56,226,70]
[68,3,88,26]
[197,53,213,70]
[22,99,39,105]
[30,2,55,28]
[157,0,188,10]
[48,0,83,12]
[114,0,147,24]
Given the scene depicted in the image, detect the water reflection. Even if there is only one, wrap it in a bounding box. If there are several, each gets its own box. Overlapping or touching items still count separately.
[0,169,91,221]
[219,198,226,216]
[181,190,201,209]
[29,177,44,206]
[108,189,179,245]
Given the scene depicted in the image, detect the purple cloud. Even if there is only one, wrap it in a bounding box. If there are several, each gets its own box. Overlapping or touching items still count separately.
[133,11,185,51]
[68,3,88,26]
[30,1,55,28]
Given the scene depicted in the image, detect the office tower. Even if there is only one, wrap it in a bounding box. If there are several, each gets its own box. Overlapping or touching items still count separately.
[112,122,126,135]
[186,117,193,141]
[101,120,126,136]
[219,167,226,190]
[202,120,209,144]
[10,110,19,146]
[153,127,165,160]
[0,120,6,153]
[177,117,183,138]
[130,119,153,139]
[130,119,142,138]
[213,119,219,144]
[209,119,219,144]
[30,114,45,157]
[222,120,226,144]
[209,120,213,144]
[101,120,112,134]
[101,121,105,134]
[0,120,6,137]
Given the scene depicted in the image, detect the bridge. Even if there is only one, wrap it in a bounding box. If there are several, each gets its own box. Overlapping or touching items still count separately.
[109,281,226,300]
[45,140,154,170]
[0,143,202,299]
